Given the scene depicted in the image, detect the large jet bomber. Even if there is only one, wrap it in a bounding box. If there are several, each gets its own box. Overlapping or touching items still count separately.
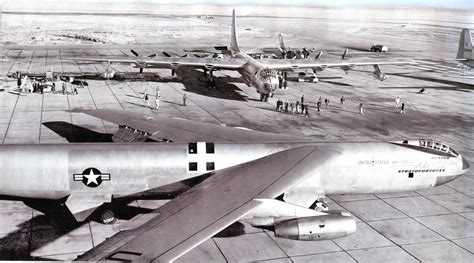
[0,108,469,261]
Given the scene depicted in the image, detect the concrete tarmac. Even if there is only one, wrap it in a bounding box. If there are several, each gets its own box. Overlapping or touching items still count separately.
[0,26,474,263]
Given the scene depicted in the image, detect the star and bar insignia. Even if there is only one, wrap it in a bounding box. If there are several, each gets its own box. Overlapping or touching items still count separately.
[73,167,111,187]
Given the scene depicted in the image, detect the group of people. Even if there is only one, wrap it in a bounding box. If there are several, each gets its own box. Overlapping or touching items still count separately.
[275,94,408,116]
[143,87,188,110]
[16,75,78,95]
[276,96,310,117]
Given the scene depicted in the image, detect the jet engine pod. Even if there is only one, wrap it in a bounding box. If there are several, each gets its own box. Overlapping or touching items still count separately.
[274,215,356,241]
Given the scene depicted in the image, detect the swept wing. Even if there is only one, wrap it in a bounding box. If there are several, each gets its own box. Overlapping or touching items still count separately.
[77,145,341,261]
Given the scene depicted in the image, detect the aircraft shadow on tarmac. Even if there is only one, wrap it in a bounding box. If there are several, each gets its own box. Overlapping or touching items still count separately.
[42,121,113,142]
[157,67,249,101]
[0,204,152,260]
[386,73,474,92]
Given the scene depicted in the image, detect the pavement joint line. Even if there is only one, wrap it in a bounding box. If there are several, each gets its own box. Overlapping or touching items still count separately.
[290,248,358,262]
[166,82,225,125]
[83,78,109,134]
[59,49,74,127]
[38,88,45,143]
[329,238,356,262]
[210,237,228,263]
[1,50,24,144]
[3,50,38,143]
[331,197,420,260]
[88,222,95,248]
[154,83,187,118]
[336,196,425,261]
[422,192,474,213]
[262,229,291,260]
[410,214,474,255]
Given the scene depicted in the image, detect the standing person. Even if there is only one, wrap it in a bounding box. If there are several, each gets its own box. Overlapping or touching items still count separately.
[359,103,364,114]
[316,100,321,112]
[325,98,329,109]
[400,102,406,114]
[284,100,289,112]
[155,95,160,110]
[17,76,21,89]
[276,99,281,111]
[304,103,310,117]
[290,102,295,114]
[62,82,66,95]
[395,96,401,108]
[144,91,150,108]
[296,100,300,113]
[73,85,78,95]
[182,93,187,106]
[156,86,161,98]
[340,96,345,106]
[301,95,305,104]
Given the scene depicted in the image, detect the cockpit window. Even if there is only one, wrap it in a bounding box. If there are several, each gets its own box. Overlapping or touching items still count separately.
[260,68,277,78]
[449,148,459,157]
[418,139,458,156]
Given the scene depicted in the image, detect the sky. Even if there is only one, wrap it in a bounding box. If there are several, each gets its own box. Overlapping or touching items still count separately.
[2,0,473,10]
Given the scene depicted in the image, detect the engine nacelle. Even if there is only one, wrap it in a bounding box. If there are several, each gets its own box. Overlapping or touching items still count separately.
[274,214,356,241]
[373,71,388,81]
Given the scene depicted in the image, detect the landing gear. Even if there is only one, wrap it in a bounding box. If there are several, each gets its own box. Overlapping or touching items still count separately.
[204,68,216,88]
[99,209,117,224]
[310,198,329,212]
[260,93,269,102]
[207,78,216,88]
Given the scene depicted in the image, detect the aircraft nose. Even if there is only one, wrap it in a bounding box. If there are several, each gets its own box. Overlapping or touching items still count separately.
[434,155,469,186]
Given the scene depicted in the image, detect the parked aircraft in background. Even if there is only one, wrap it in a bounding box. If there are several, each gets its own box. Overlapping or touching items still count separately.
[0,108,468,261]
[65,10,414,101]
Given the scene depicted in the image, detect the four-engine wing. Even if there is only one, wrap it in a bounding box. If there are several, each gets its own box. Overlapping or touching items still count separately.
[77,145,341,261]
[65,55,414,72]
[63,56,247,71]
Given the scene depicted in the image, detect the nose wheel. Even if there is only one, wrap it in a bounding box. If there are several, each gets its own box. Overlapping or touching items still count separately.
[260,94,269,102]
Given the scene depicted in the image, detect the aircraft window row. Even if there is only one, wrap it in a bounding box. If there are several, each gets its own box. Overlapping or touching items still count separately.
[418,140,458,156]
[398,169,445,173]
[188,142,215,154]
[188,162,215,171]
[260,68,277,78]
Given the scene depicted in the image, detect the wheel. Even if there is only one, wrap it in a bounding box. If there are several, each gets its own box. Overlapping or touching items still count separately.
[311,198,329,212]
[100,209,117,224]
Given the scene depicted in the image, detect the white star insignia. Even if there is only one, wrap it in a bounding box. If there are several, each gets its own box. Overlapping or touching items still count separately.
[83,169,100,186]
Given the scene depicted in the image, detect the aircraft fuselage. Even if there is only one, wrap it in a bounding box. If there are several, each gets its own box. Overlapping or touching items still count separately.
[0,140,467,202]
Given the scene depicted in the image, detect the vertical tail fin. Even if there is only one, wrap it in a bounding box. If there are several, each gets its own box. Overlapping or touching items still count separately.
[278,33,286,51]
[230,9,240,53]
[457,28,472,60]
